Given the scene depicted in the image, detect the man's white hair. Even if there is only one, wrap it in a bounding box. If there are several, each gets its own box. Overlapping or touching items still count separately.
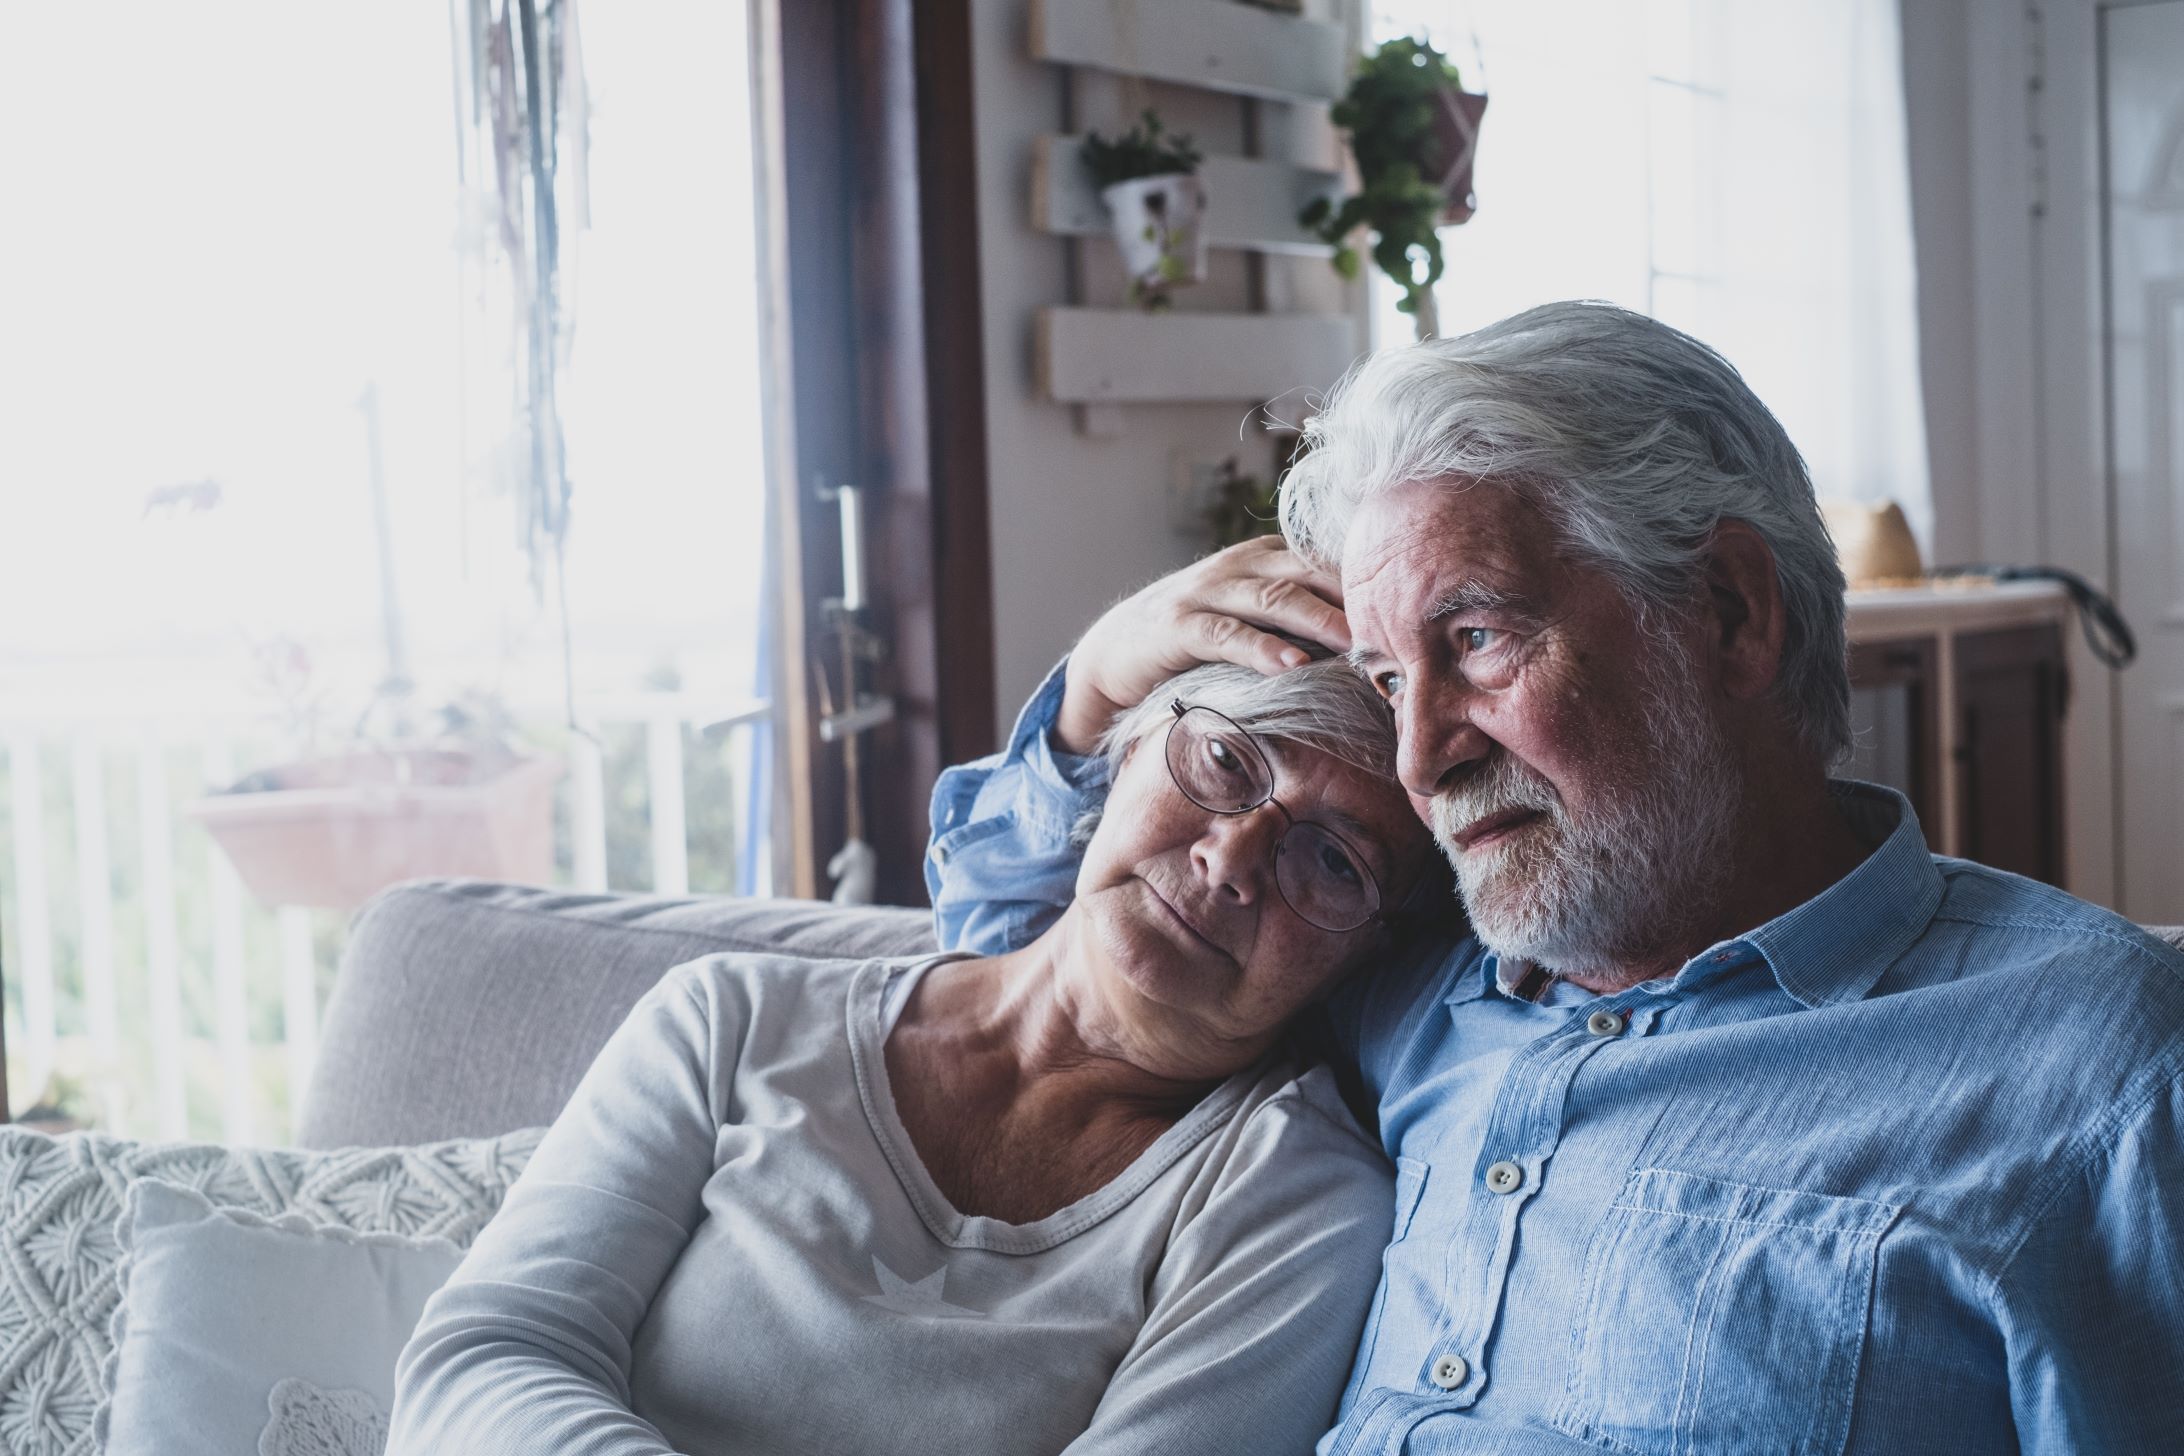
[1279,300,1851,766]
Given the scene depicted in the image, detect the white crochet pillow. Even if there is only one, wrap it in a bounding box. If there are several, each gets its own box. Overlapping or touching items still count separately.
[0,1125,539,1456]
[99,1180,465,1456]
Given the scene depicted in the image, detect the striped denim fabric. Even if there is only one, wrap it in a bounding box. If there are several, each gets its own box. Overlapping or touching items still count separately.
[929,670,2184,1455]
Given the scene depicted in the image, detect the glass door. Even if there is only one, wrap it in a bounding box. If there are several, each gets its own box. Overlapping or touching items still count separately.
[0,0,790,1141]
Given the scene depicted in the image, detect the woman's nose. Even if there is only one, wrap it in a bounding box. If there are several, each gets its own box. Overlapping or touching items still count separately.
[1190,808,1281,903]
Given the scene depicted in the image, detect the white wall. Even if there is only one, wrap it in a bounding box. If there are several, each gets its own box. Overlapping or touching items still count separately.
[967,0,1356,739]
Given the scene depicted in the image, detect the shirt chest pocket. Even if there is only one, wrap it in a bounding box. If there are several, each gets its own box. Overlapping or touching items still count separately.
[1552,1168,1899,1456]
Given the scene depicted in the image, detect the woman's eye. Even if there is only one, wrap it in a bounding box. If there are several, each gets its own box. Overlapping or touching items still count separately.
[1205,738,1248,776]
[1373,671,1404,701]
[1318,841,1364,888]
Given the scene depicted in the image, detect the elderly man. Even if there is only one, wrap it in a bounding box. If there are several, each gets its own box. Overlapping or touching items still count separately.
[924,302,2184,1453]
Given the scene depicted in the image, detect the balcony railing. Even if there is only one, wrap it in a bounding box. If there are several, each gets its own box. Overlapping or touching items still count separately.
[0,692,769,1144]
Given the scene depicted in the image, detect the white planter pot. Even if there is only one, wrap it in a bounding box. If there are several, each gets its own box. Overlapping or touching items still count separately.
[1099,172,1207,307]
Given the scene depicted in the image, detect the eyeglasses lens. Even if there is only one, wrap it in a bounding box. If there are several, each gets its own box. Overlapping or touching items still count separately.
[1167,709,1270,813]
[1275,828,1378,933]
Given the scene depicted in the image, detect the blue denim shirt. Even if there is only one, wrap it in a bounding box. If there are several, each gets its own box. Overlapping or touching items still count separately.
[927,663,2184,1454]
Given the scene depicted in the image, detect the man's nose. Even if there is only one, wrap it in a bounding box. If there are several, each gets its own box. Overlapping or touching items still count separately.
[1191,808,1281,904]
[1395,676,1492,800]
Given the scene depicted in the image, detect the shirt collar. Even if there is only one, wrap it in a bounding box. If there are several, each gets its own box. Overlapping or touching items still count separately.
[1445,780,1942,1012]
[1736,780,1941,1007]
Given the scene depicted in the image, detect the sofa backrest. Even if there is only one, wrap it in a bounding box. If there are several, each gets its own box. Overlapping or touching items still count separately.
[297,879,936,1149]
[302,877,2184,1152]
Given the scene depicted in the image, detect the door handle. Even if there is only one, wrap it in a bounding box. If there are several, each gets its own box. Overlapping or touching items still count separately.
[814,479,895,740]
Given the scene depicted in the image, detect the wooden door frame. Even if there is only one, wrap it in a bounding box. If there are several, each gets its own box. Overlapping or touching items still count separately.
[753,0,997,903]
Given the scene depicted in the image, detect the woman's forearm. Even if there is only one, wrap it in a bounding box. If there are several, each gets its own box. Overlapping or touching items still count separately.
[389,965,738,1455]
[391,1311,681,1454]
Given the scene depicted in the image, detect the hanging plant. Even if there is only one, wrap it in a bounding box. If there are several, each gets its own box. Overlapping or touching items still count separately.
[1082,111,1208,311]
[1300,37,1488,337]
[1203,458,1283,549]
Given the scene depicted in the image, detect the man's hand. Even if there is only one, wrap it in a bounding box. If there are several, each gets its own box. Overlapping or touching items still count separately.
[1054,537,1351,754]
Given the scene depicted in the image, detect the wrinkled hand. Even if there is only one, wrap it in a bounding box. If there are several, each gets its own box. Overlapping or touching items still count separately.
[1055,537,1351,754]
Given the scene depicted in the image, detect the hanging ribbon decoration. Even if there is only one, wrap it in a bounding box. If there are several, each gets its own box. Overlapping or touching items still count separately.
[452,0,591,726]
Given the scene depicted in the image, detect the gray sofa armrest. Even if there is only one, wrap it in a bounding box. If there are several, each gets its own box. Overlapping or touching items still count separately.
[297,878,936,1149]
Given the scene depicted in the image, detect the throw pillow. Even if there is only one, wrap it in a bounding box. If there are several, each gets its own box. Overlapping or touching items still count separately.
[0,1124,538,1456]
[98,1179,461,1456]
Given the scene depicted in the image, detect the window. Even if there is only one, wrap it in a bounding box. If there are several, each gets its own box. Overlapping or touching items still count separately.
[0,1,776,1139]
[1366,0,1929,545]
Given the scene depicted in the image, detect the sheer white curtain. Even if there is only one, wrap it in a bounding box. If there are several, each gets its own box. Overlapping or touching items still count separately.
[1369,0,1933,547]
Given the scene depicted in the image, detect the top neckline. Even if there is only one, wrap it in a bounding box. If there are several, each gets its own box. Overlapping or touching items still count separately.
[845,956,1260,1255]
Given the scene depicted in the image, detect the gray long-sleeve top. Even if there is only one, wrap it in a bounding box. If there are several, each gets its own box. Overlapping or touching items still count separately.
[389,953,1394,1455]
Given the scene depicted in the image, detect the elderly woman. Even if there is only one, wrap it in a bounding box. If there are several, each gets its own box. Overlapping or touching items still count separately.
[389,658,1439,1456]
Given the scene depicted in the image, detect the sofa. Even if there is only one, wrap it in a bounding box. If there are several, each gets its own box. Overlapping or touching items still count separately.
[14,876,2182,1456]
[0,878,938,1456]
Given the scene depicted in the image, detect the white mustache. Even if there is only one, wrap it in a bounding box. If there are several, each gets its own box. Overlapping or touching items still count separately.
[1427,759,1560,846]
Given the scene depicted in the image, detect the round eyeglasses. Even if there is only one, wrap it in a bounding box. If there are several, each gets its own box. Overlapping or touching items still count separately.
[1162,700,1386,933]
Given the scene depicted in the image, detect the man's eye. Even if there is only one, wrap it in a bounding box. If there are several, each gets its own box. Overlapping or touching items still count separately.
[1460,627,1500,653]
[1373,671,1404,701]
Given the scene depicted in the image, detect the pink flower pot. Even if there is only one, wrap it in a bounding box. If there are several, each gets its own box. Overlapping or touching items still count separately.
[190,748,565,910]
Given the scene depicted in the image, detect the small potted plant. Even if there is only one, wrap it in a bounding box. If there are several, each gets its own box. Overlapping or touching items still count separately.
[190,673,566,913]
[1300,37,1488,339]
[1081,111,1207,310]
[179,384,566,911]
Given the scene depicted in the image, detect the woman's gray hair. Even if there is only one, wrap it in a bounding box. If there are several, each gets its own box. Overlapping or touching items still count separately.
[1279,300,1852,766]
[1069,658,1398,848]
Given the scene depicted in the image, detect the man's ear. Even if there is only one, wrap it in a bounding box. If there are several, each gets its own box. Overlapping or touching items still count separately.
[1701,520,1788,701]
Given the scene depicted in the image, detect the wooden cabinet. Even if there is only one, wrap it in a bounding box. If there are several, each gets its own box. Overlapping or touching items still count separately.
[1952,625,2068,883]
[1845,636,1942,830]
[1844,584,2071,885]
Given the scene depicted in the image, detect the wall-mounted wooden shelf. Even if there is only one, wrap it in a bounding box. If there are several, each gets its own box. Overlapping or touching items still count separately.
[1032,135,1342,257]
[1029,0,1347,103]
[1028,0,1360,428]
[1036,308,1361,404]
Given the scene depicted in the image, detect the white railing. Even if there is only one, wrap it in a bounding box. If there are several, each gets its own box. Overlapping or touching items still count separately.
[0,693,770,1144]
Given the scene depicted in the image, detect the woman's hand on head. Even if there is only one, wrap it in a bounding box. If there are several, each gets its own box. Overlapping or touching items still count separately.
[1054,537,1351,755]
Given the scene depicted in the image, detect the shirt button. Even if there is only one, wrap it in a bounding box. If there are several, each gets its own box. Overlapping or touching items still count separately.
[931,842,950,865]
[1484,1160,1523,1195]
[1586,1009,1627,1037]
[1430,1354,1469,1389]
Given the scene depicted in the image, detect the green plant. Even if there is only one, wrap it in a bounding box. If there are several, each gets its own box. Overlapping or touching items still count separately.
[1299,37,1466,318]
[1080,110,1203,190]
[1204,459,1282,548]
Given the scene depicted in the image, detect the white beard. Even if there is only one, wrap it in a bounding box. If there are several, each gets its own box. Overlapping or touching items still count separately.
[1427,657,1740,975]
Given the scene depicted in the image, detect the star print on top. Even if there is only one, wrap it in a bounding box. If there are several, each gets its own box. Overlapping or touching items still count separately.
[864,1257,979,1318]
